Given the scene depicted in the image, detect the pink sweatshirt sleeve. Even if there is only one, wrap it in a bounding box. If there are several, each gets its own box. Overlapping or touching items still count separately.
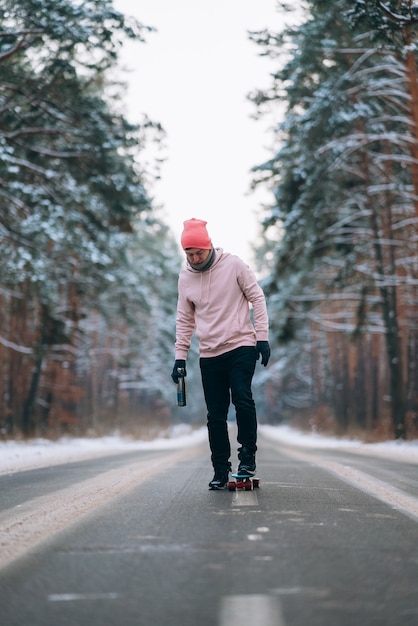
[174,277,195,360]
[237,265,269,341]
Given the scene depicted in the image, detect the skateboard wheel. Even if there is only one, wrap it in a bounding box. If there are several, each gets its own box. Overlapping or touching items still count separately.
[253,479,260,488]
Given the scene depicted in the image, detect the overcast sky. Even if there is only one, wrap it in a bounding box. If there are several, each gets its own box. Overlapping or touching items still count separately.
[114,0,281,264]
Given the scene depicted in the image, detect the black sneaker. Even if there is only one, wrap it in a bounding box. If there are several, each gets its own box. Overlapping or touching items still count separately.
[237,447,256,476]
[208,467,230,490]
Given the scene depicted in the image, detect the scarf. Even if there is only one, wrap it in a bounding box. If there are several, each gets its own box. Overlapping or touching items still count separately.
[188,246,216,272]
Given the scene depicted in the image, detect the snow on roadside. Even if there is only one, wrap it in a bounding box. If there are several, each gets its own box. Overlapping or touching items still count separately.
[0,424,207,475]
[259,424,418,463]
[1,423,418,476]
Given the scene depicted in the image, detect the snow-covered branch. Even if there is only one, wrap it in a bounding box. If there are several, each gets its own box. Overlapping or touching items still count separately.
[0,334,32,355]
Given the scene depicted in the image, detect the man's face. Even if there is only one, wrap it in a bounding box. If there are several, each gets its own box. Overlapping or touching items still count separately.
[185,248,211,265]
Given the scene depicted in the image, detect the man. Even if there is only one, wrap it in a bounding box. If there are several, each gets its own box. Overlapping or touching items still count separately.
[171,218,270,490]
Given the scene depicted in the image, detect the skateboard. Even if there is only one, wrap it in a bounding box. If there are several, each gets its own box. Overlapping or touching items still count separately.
[227,473,260,491]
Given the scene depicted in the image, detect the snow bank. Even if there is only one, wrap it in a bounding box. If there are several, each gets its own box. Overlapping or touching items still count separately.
[1,423,417,475]
[0,424,207,475]
[259,424,418,463]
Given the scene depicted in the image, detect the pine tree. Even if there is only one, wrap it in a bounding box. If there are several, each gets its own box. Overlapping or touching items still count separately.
[251,0,418,438]
[0,1,180,436]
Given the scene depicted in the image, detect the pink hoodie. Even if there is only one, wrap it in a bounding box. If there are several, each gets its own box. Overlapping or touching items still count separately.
[175,248,269,359]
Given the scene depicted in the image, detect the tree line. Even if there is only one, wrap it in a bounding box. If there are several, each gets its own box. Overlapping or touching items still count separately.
[250,0,418,440]
[2,0,418,442]
[0,0,186,438]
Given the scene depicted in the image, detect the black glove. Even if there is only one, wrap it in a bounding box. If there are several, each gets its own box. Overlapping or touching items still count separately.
[256,341,270,367]
[171,359,187,384]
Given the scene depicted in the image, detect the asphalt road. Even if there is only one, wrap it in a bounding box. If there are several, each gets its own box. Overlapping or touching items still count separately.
[1,431,418,626]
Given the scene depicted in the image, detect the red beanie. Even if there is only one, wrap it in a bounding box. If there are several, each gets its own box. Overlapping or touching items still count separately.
[180,218,212,249]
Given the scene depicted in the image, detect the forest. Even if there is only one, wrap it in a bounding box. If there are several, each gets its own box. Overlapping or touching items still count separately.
[1,0,418,441]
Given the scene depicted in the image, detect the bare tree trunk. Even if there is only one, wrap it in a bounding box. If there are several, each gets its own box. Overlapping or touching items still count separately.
[21,303,50,437]
[369,198,405,438]
[21,342,46,437]
[358,140,407,438]
[404,47,418,215]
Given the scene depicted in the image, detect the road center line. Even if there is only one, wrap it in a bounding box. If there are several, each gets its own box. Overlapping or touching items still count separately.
[48,593,121,602]
[232,490,259,506]
[220,594,285,626]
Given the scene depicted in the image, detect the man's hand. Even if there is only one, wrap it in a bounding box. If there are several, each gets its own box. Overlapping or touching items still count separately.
[256,341,270,367]
[171,359,187,383]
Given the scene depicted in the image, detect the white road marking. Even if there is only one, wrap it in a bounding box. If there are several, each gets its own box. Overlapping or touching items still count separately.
[232,490,259,506]
[220,594,285,626]
[0,446,202,571]
[247,533,264,541]
[48,593,121,602]
[282,447,418,522]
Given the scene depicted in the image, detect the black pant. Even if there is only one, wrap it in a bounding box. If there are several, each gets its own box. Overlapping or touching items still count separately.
[200,346,257,469]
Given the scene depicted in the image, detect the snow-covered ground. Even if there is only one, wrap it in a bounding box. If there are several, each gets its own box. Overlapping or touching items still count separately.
[260,424,418,463]
[0,424,208,475]
[1,423,417,475]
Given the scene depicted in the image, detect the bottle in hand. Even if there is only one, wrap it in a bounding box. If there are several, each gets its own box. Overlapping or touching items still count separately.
[176,368,186,407]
